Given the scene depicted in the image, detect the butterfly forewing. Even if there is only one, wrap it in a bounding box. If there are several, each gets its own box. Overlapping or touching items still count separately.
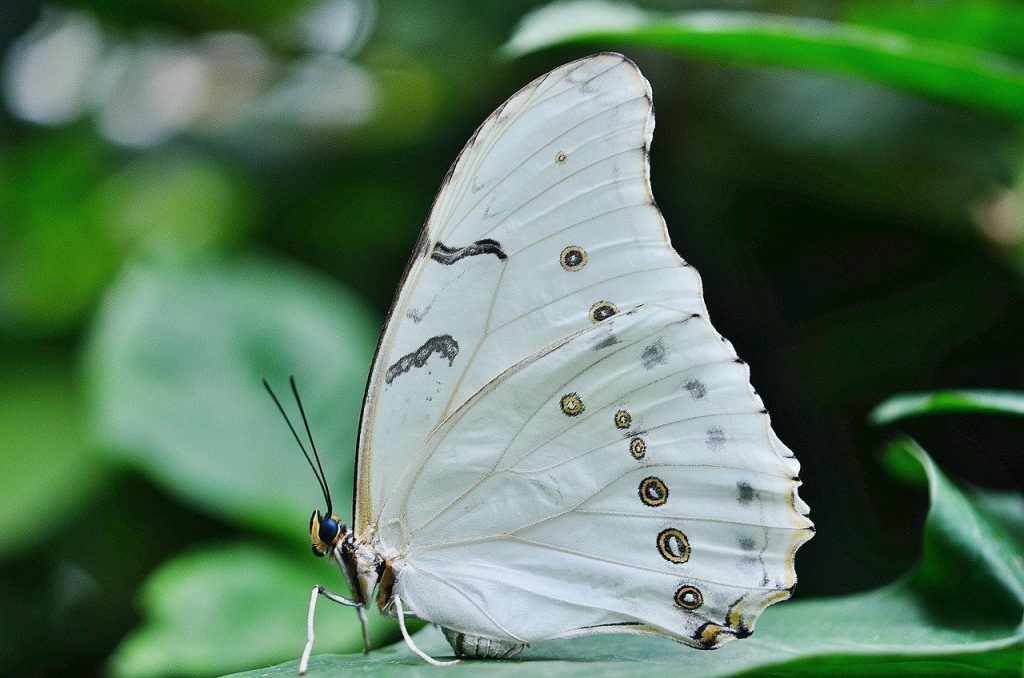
[355,53,703,531]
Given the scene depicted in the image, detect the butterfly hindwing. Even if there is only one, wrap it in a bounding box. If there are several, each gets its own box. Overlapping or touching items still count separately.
[383,305,811,646]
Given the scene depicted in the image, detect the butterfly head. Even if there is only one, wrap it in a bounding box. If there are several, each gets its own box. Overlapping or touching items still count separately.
[262,375,345,559]
[310,509,346,557]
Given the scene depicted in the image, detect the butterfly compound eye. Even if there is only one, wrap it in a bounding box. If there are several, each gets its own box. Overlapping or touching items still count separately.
[309,510,344,557]
[318,516,341,545]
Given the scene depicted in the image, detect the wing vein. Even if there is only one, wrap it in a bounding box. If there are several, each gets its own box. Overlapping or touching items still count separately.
[400,314,674,540]
[476,148,643,243]
[409,567,528,642]
[503,353,744,471]
[440,96,644,242]
[501,536,786,591]
[435,57,624,234]
[486,264,680,335]
[505,202,656,257]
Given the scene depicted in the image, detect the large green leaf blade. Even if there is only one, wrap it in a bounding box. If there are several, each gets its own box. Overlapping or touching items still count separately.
[85,254,379,539]
[503,1,1024,120]
[228,442,1023,676]
[870,389,1024,424]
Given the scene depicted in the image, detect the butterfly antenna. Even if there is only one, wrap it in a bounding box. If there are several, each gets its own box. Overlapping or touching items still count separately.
[262,377,331,511]
[289,375,333,516]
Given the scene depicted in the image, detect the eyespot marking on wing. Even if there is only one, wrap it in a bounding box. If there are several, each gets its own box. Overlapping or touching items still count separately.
[554,150,567,164]
[683,379,707,399]
[590,301,618,323]
[640,339,667,369]
[657,528,690,564]
[674,585,703,610]
[560,393,584,416]
[706,426,726,449]
[639,476,668,507]
[629,437,646,460]
[385,335,459,385]
[431,239,507,264]
[559,245,587,271]
[613,409,632,429]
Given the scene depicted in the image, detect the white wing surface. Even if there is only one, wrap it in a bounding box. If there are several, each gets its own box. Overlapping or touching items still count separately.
[354,53,704,532]
[383,305,813,647]
[354,53,813,647]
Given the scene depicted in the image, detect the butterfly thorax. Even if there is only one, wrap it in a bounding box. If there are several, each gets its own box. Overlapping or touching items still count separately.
[335,534,395,612]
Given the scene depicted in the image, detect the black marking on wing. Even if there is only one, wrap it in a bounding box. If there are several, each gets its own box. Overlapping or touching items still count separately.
[431,239,508,264]
[736,481,755,505]
[640,339,667,369]
[683,379,707,399]
[385,335,459,385]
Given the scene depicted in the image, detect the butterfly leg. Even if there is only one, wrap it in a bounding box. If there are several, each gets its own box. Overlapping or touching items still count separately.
[335,551,372,653]
[355,604,371,653]
[393,594,460,667]
[299,584,361,675]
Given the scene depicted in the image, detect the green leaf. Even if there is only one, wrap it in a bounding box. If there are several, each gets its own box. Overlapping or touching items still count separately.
[85,254,379,539]
[503,1,1024,120]
[870,389,1024,424]
[109,543,396,678]
[0,354,108,556]
[229,441,1023,676]
[844,0,1024,60]
[969,485,1024,548]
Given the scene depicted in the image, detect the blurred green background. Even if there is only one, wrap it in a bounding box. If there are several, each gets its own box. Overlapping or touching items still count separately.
[1,1,1022,676]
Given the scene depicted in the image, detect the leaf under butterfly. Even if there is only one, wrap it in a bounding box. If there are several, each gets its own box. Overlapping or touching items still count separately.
[227,441,1024,676]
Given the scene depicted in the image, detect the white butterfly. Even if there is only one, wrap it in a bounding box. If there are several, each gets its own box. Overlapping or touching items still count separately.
[265,52,813,672]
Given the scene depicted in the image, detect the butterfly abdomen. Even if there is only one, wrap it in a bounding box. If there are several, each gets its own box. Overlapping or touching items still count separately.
[441,627,528,659]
